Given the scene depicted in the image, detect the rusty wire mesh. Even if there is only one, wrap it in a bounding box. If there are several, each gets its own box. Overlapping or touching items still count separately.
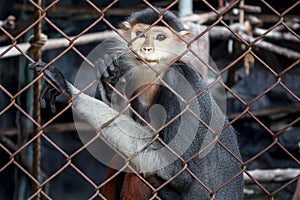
[0,0,299,199]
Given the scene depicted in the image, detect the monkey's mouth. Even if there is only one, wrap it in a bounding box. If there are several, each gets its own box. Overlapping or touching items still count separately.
[136,57,159,64]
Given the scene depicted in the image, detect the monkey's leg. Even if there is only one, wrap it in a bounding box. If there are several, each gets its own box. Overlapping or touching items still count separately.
[102,155,126,200]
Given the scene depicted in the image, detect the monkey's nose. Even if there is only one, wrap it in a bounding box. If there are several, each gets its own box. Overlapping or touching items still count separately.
[142,46,154,53]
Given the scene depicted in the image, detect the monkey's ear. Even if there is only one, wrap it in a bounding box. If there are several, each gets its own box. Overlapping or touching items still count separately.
[179,30,190,39]
[122,21,132,31]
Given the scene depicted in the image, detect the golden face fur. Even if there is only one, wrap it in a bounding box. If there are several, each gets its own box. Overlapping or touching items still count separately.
[127,23,189,70]
[121,22,190,108]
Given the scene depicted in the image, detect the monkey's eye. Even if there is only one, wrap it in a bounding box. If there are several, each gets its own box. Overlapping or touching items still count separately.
[135,31,145,38]
[156,34,166,41]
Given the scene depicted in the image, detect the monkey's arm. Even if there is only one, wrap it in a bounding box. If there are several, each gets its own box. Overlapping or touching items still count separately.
[30,62,165,173]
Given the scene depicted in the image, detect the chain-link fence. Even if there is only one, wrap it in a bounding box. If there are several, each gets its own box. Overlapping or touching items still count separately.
[0,0,299,199]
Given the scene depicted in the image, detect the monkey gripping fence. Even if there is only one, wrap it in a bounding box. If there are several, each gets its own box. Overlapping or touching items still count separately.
[0,0,299,199]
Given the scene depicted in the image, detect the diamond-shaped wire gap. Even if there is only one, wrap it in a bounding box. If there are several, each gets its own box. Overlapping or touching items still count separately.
[270,175,299,199]
[151,165,208,199]
[227,51,287,104]
[222,62,280,124]
[0,1,58,59]
[261,1,300,44]
[37,133,99,199]
[0,84,15,119]
[275,116,300,143]
[0,26,18,58]
[185,22,223,78]
[12,158,40,190]
[247,18,285,46]
[49,2,108,67]
[95,161,130,193]
[279,59,300,78]
[210,144,244,194]
[40,6,106,66]
[55,0,119,48]
[243,170,271,198]
[155,162,214,198]
[219,76,292,164]
[185,136,244,195]
[45,1,104,38]
[240,127,275,167]
[40,160,96,199]
[66,132,108,182]
[264,71,300,136]
[0,37,35,63]
[0,7,47,60]
[185,165,214,194]
[65,159,100,198]
[276,140,300,166]
[279,80,300,103]
[0,137,14,173]
[216,19,291,81]
[40,17,81,66]
[200,1,258,47]
[10,131,66,197]
[247,142,300,199]
[0,72,44,135]
[0,2,46,41]
[215,17,292,70]
[199,0,241,15]
[280,19,300,42]
[259,0,297,16]
[234,110,278,164]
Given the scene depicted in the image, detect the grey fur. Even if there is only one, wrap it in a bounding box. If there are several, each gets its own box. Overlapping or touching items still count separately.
[31,7,243,199]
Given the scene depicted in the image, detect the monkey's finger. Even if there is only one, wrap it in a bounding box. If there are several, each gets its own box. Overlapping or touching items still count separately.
[112,60,119,70]
[95,59,107,80]
[42,66,72,100]
[49,88,60,113]
[109,65,120,83]
[102,69,110,80]
[30,62,69,98]
[107,54,120,81]
[111,54,119,67]
[107,61,115,72]
[29,61,48,72]
[104,54,112,67]
[40,83,51,109]
[95,60,102,80]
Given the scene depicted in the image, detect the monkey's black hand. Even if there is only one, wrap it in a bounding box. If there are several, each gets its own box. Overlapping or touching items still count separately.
[95,54,120,85]
[95,54,121,102]
[29,62,72,113]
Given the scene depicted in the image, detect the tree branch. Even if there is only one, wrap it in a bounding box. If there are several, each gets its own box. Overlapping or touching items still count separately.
[244,168,300,184]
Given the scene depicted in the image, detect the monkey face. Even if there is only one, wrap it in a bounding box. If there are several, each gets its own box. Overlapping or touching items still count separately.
[130,23,189,69]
